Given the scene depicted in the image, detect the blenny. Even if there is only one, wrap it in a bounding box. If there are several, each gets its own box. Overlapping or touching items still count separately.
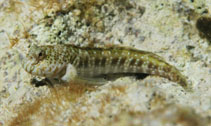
[21,44,189,88]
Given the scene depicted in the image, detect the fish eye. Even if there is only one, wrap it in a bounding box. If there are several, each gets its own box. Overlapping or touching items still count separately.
[37,50,45,60]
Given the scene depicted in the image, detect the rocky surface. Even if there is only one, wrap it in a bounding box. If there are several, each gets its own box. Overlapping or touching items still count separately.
[0,0,210,126]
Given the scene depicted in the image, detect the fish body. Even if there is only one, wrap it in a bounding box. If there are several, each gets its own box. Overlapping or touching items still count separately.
[22,44,188,88]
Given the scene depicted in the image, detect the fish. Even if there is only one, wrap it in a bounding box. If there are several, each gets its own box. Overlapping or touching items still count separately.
[21,44,189,89]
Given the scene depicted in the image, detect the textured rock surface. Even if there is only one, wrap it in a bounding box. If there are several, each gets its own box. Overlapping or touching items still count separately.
[0,0,210,126]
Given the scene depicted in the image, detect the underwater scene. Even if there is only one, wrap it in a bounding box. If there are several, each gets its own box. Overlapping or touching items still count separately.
[0,0,210,125]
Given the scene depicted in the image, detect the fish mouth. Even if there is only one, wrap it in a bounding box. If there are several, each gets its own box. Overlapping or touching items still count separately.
[21,53,38,64]
[21,54,39,71]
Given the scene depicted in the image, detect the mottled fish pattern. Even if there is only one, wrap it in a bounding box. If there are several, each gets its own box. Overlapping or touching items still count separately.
[22,44,188,88]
